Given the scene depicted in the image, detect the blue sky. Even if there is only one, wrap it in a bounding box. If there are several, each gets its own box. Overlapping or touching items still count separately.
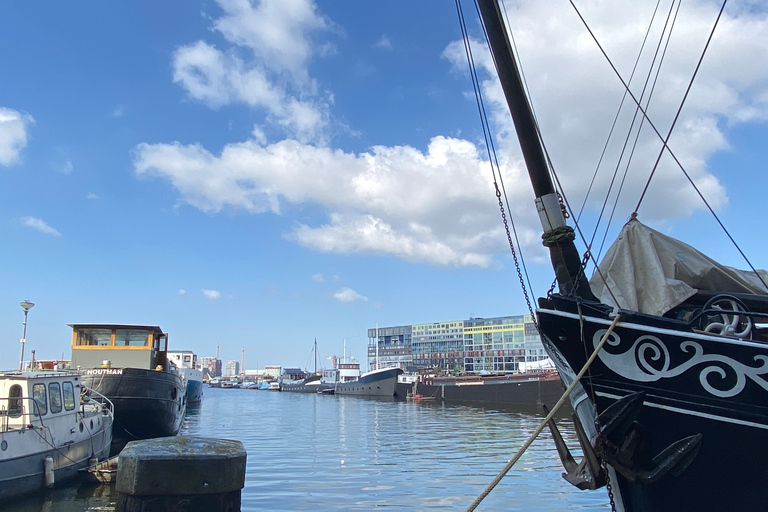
[1,0,766,370]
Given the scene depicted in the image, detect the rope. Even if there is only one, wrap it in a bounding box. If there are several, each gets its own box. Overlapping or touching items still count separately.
[464,313,622,512]
[541,225,576,247]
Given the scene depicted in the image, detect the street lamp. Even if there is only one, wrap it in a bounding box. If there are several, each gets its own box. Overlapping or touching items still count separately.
[19,300,34,371]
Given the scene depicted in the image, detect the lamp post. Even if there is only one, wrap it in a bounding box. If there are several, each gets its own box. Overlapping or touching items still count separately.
[19,300,34,371]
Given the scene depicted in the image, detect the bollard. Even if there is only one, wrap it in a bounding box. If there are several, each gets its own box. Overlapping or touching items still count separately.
[115,436,246,512]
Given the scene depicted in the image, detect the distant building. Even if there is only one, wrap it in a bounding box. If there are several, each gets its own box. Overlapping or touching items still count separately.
[225,360,240,377]
[200,356,222,377]
[264,365,281,379]
[412,320,465,371]
[368,314,548,373]
[367,325,412,370]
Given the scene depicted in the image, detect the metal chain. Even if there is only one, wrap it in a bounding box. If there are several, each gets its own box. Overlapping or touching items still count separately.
[494,184,538,330]
[595,434,617,512]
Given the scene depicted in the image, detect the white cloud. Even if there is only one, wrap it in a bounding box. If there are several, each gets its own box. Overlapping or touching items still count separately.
[112,105,125,117]
[333,287,368,303]
[134,135,512,267]
[212,0,330,82]
[373,35,392,50]
[137,1,768,268]
[21,216,61,237]
[0,107,34,166]
[202,289,221,300]
[311,273,324,283]
[171,0,333,143]
[179,289,187,295]
[59,160,73,175]
[87,193,100,200]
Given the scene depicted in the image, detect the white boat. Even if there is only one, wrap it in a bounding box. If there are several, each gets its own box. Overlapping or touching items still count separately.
[168,350,204,403]
[0,370,114,501]
[321,358,402,397]
[267,381,281,391]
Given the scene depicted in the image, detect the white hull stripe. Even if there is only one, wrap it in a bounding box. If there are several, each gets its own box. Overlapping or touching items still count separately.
[596,391,768,430]
[539,308,767,350]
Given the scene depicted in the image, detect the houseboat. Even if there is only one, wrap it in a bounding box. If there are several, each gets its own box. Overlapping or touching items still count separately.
[0,370,113,500]
[70,324,186,453]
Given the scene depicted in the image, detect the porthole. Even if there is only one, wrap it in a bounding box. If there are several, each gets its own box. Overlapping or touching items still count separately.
[90,419,94,429]
[79,422,84,432]
[171,388,178,400]
[1,440,7,451]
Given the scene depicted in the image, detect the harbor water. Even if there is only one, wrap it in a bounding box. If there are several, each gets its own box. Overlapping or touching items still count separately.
[6,388,610,511]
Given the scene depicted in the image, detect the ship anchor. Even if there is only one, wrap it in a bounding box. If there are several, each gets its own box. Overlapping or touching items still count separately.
[544,391,703,490]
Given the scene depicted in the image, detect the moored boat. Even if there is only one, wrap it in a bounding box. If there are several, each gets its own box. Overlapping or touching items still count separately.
[281,339,326,393]
[70,324,186,454]
[410,370,563,406]
[168,350,204,403]
[280,372,324,393]
[322,364,403,397]
[0,370,114,501]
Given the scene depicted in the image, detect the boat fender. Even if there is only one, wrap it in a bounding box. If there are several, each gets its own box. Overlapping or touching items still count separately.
[45,456,55,487]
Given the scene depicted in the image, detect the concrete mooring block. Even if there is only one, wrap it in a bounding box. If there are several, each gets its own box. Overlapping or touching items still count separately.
[115,436,247,512]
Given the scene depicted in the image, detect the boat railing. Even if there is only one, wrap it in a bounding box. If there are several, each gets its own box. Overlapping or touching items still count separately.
[0,396,45,433]
[81,387,115,419]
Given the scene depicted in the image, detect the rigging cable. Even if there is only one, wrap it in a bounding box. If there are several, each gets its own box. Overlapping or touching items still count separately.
[576,0,665,226]
[595,0,681,262]
[456,0,538,327]
[571,0,768,291]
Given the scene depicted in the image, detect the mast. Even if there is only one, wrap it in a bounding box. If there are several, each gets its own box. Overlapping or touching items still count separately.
[314,337,317,373]
[375,323,379,371]
[476,0,595,301]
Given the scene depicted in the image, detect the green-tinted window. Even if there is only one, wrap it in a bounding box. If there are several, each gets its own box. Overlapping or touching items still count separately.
[62,382,75,411]
[77,328,112,346]
[33,383,47,415]
[115,329,150,347]
[49,382,62,414]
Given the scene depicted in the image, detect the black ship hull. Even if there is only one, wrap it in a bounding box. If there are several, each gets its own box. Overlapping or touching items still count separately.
[539,296,768,512]
[81,367,186,453]
[334,367,401,397]
[407,374,564,406]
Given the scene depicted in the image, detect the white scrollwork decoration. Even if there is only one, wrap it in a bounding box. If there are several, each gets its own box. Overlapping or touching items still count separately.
[594,329,768,398]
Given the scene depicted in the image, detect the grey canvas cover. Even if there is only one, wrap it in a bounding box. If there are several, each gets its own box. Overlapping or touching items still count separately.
[589,218,768,316]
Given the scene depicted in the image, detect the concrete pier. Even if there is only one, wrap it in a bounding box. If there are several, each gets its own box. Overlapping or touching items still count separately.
[115,436,247,512]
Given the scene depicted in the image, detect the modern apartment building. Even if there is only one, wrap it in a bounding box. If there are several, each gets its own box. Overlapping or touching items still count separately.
[412,320,465,371]
[367,314,548,373]
[366,324,412,370]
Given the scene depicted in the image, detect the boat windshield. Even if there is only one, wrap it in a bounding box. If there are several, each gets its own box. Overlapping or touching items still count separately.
[75,327,151,347]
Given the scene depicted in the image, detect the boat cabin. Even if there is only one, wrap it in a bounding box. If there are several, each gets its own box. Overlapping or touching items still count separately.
[167,350,198,370]
[70,324,171,371]
[322,361,361,384]
[1,371,88,432]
